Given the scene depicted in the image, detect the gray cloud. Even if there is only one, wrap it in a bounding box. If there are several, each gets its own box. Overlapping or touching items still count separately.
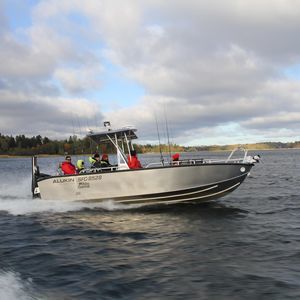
[0,91,104,137]
[100,0,300,143]
[1,0,300,145]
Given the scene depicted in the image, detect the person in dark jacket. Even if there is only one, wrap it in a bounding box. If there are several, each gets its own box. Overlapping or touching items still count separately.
[90,153,101,168]
[127,150,142,169]
[100,153,111,168]
[61,155,77,175]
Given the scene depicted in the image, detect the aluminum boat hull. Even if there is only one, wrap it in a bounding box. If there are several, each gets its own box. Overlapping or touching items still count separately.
[36,163,253,205]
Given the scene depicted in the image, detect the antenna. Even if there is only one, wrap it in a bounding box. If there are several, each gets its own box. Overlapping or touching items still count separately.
[104,121,111,131]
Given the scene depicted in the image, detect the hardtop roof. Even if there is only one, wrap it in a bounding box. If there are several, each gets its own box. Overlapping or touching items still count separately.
[87,127,138,143]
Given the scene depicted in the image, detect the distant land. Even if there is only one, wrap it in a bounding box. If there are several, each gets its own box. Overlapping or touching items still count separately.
[0,133,300,156]
[181,141,300,152]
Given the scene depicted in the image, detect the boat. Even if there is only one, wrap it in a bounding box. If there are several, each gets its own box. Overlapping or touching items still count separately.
[31,122,260,205]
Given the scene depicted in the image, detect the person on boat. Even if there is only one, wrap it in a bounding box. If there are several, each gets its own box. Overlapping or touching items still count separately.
[172,153,180,165]
[76,159,85,172]
[127,150,142,169]
[100,153,111,168]
[89,155,96,165]
[61,155,77,175]
[253,154,261,163]
[246,154,261,163]
[90,153,101,168]
[57,162,63,175]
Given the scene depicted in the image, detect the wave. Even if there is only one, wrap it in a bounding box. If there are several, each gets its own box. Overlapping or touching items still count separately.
[0,178,32,200]
[0,176,140,215]
[0,270,37,300]
[0,197,138,216]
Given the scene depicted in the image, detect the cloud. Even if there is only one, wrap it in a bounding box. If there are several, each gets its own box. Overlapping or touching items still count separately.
[0,0,105,138]
[0,89,103,137]
[100,0,300,143]
[54,66,102,94]
[1,0,300,145]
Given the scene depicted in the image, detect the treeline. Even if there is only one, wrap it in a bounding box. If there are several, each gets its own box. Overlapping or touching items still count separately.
[0,133,189,156]
[137,141,300,153]
[0,134,93,156]
[1,133,300,156]
[0,133,174,156]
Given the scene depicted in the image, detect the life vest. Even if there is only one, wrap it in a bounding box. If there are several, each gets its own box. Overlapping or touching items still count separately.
[100,160,110,167]
[89,157,96,164]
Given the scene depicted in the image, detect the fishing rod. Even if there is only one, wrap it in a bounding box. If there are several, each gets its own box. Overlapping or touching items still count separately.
[164,105,172,163]
[75,114,84,154]
[70,112,77,155]
[155,113,164,166]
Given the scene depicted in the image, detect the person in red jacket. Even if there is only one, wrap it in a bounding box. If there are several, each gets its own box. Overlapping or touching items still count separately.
[127,150,142,169]
[172,153,180,165]
[61,155,77,175]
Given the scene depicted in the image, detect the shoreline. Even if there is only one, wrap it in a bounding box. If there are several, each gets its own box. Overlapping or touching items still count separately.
[1,147,299,158]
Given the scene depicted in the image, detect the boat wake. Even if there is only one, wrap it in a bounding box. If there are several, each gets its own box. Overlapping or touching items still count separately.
[0,178,138,215]
[0,178,32,200]
[0,197,139,216]
[0,270,37,300]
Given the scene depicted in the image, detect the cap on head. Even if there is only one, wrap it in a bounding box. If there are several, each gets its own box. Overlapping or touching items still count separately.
[172,153,180,160]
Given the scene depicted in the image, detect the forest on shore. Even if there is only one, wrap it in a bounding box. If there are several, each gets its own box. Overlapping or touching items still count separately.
[1,133,300,156]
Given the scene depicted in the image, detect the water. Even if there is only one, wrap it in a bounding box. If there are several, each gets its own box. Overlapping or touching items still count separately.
[0,151,300,299]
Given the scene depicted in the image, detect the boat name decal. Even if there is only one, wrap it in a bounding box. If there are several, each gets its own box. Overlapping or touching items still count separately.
[77,175,102,182]
[77,175,102,189]
[53,178,75,183]
[52,175,102,185]
[78,182,90,189]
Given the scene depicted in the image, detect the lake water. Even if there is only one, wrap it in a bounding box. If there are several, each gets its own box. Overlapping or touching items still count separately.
[0,150,300,299]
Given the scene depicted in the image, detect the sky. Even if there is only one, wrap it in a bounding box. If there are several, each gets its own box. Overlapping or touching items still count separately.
[1,0,300,146]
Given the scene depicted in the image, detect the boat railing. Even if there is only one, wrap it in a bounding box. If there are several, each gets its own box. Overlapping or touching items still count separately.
[144,153,253,168]
[179,158,246,164]
[144,162,165,168]
[76,148,251,172]
[226,146,248,163]
[79,166,118,174]
[202,158,245,164]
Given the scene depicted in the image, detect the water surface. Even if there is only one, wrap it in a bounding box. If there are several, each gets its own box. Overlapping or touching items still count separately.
[0,151,300,299]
